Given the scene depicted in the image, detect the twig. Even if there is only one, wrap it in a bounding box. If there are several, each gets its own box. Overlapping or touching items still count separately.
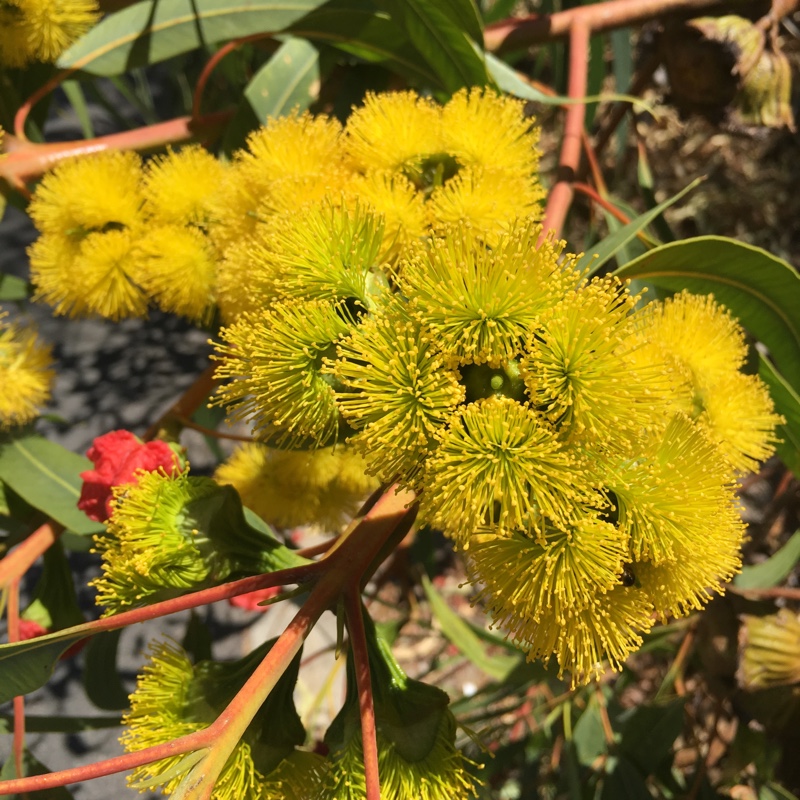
[8,580,25,781]
[173,416,255,443]
[345,591,381,800]
[485,0,756,52]
[144,365,219,440]
[541,18,590,239]
[0,520,63,589]
[731,586,800,601]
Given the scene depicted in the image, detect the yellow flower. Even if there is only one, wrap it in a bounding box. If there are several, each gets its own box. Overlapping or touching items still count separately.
[636,290,780,472]
[0,313,54,429]
[345,172,427,262]
[208,113,350,254]
[521,279,664,451]
[441,87,541,177]
[344,90,444,173]
[738,610,800,690]
[0,0,98,67]
[28,150,143,236]
[333,303,465,482]
[427,167,544,244]
[215,443,378,530]
[30,228,149,320]
[268,199,388,309]
[213,300,351,447]
[137,225,216,324]
[420,397,597,543]
[142,145,226,228]
[401,223,576,368]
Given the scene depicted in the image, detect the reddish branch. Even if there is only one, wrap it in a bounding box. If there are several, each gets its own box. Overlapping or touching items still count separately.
[484,0,780,52]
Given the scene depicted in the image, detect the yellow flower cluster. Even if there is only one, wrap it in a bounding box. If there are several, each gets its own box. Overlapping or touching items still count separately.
[27,89,542,327]
[28,147,224,322]
[0,0,98,67]
[209,93,780,683]
[0,312,54,429]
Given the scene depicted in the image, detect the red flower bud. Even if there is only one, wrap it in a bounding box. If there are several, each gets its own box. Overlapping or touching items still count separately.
[78,430,182,522]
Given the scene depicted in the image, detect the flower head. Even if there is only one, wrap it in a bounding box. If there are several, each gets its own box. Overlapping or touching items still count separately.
[0,0,99,67]
[136,225,217,323]
[334,304,465,482]
[401,223,575,367]
[215,442,378,530]
[344,91,444,174]
[0,314,54,429]
[213,299,352,446]
[441,87,541,176]
[77,430,183,522]
[142,145,226,228]
[521,279,662,450]
[91,470,304,614]
[738,609,800,690]
[420,397,597,543]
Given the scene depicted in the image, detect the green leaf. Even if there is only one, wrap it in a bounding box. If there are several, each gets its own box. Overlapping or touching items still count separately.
[612,236,800,392]
[601,757,652,800]
[21,541,85,631]
[60,79,95,138]
[573,693,608,766]
[735,530,800,590]
[0,273,30,301]
[0,432,103,536]
[577,178,701,276]
[485,51,570,104]
[246,37,320,120]
[83,630,131,710]
[289,1,438,86]
[0,479,9,516]
[57,0,328,75]
[375,0,489,92]
[617,698,685,774]
[758,354,800,476]
[420,574,520,681]
[431,0,484,45]
[0,629,91,703]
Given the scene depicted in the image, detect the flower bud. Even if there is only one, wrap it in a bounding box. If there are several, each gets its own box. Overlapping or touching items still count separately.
[738,610,800,690]
[91,470,308,614]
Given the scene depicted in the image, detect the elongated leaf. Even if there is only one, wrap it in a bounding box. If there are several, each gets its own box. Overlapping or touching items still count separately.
[759,354,800,476]
[617,699,685,774]
[735,530,800,590]
[245,37,320,120]
[613,236,800,392]
[376,0,489,92]
[0,433,102,535]
[83,630,130,710]
[289,1,438,85]
[421,574,520,681]
[434,0,484,45]
[601,757,652,800]
[0,628,90,703]
[577,178,701,275]
[0,273,30,301]
[58,0,327,75]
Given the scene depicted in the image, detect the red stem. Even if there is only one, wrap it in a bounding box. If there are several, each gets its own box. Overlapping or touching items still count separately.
[192,33,273,119]
[485,0,748,52]
[345,590,381,800]
[0,520,63,589]
[573,181,632,225]
[541,18,590,239]
[1,112,232,190]
[8,580,25,780]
